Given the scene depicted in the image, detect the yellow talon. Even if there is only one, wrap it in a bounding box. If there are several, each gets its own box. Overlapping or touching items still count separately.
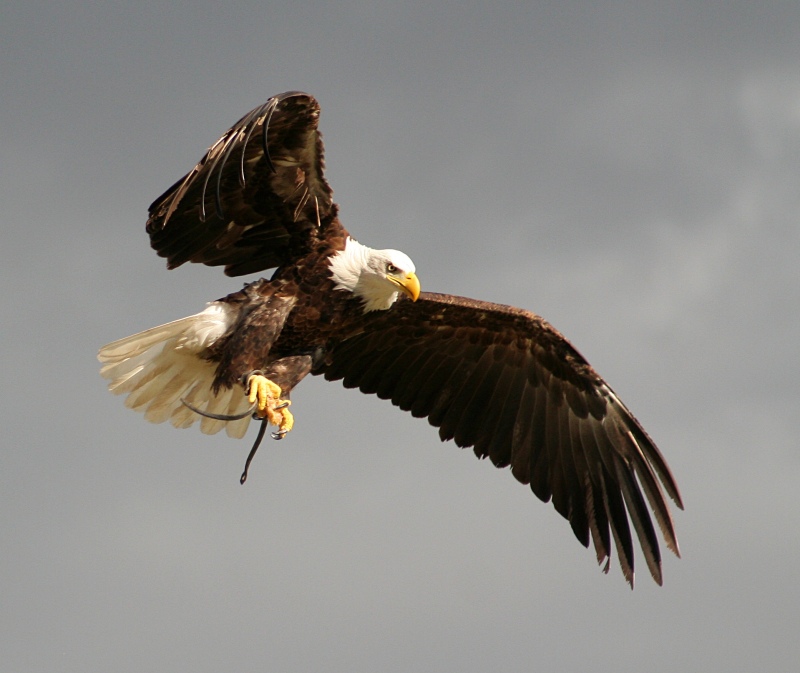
[248,375,280,411]
[245,373,294,435]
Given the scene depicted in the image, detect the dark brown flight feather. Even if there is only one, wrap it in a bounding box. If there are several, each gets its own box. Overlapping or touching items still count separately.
[320,293,683,586]
[146,92,335,276]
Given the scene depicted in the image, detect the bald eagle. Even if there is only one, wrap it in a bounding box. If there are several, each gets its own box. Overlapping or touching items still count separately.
[98,92,682,586]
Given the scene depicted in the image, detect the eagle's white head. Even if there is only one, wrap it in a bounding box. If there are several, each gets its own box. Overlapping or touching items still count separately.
[329,237,421,312]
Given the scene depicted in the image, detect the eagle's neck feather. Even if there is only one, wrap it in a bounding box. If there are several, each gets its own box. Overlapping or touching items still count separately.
[329,237,399,312]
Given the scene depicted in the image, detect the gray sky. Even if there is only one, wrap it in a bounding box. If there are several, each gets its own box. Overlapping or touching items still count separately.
[3,2,799,671]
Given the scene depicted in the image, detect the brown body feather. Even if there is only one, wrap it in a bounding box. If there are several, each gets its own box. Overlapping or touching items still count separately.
[103,92,683,587]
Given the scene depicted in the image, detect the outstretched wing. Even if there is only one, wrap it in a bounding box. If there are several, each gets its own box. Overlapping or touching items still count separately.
[320,292,683,586]
[146,92,336,276]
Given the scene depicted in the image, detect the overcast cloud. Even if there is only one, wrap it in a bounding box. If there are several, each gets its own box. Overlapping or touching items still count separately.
[2,2,799,672]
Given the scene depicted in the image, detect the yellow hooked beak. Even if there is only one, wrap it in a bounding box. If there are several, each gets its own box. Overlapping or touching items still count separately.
[390,271,421,301]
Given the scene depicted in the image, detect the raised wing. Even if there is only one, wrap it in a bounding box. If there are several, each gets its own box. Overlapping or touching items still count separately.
[320,292,683,586]
[146,92,336,276]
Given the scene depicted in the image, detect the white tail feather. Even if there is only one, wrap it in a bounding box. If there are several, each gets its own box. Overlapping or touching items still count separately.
[98,303,252,437]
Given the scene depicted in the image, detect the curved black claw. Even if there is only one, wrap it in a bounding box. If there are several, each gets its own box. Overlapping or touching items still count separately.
[181,398,256,421]
[271,429,288,440]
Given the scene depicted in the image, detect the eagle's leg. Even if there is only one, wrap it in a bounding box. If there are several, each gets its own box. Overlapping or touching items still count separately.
[245,371,294,438]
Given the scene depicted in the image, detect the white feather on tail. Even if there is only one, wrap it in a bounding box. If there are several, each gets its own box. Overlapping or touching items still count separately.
[98,302,252,438]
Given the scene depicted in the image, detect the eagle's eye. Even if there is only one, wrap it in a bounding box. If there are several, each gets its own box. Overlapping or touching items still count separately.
[387,263,398,274]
